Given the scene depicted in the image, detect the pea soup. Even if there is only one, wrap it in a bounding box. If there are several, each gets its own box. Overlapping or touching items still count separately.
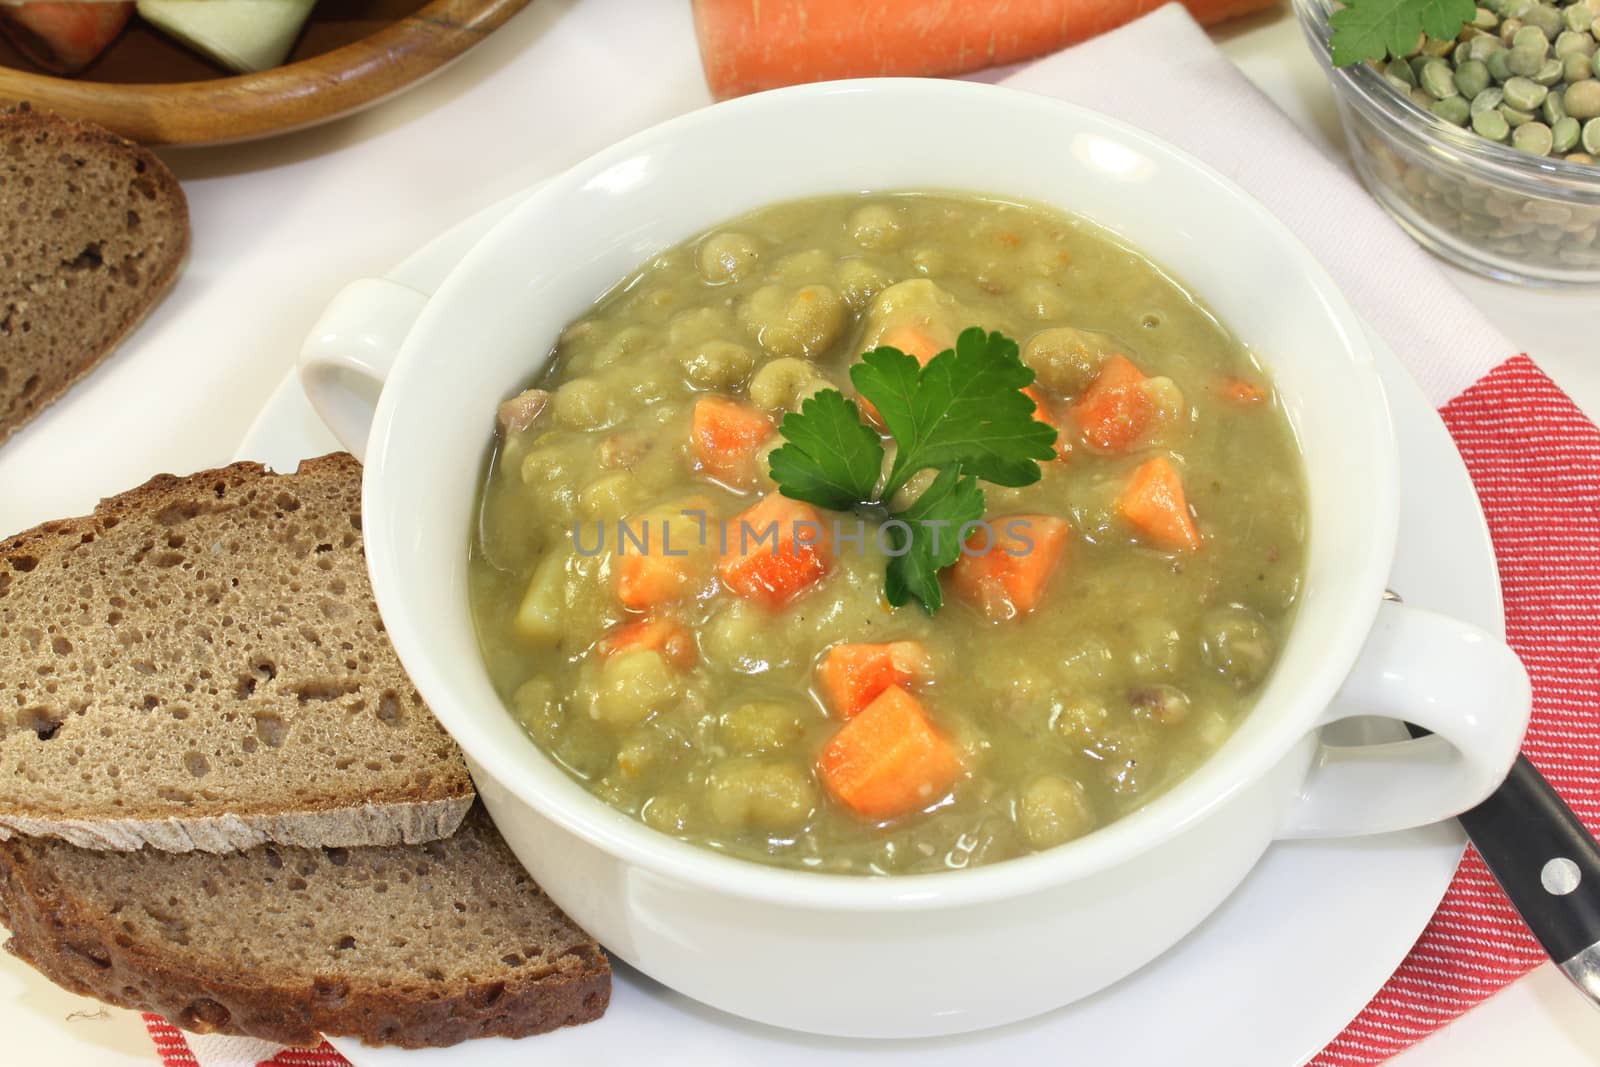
[468,192,1308,876]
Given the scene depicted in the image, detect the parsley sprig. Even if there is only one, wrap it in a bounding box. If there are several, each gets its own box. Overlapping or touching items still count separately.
[1328,0,1476,67]
[767,327,1057,614]
[766,389,883,511]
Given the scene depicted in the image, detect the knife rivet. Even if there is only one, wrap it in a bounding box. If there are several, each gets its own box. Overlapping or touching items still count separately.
[1542,857,1582,896]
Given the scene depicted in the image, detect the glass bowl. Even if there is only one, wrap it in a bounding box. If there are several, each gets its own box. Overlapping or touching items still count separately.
[1293,0,1600,286]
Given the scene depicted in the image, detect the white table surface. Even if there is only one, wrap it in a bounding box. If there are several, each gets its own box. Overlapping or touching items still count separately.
[1,2,1597,1064]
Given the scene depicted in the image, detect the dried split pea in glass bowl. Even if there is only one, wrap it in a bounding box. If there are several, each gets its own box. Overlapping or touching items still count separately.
[1295,0,1600,285]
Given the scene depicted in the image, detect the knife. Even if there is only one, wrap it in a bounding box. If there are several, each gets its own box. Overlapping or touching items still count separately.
[1385,592,1600,1007]
[1450,750,1600,1005]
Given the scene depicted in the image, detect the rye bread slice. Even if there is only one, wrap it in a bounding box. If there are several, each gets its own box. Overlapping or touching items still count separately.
[0,452,475,852]
[0,103,189,446]
[0,805,611,1047]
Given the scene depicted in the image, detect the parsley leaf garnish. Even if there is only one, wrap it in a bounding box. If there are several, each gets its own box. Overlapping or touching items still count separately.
[1329,0,1475,66]
[881,465,985,614]
[769,389,884,511]
[766,326,1057,614]
[853,328,1059,498]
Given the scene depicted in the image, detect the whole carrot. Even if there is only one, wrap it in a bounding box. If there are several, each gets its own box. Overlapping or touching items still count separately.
[693,0,1278,99]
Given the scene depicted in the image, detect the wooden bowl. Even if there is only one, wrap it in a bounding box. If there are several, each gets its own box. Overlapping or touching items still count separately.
[0,0,533,145]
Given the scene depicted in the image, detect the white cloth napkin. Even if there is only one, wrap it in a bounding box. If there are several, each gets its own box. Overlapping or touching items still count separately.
[999,3,1512,410]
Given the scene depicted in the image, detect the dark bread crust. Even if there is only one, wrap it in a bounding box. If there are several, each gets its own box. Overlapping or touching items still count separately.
[0,455,324,563]
[0,102,190,446]
[0,807,611,1048]
[0,455,280,557]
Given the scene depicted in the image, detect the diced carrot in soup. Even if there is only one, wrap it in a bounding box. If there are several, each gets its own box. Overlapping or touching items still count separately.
[817,641,932,719]
[1023,385,1070,462]
[876,324,948,363]
[857,324,953,429]
[598,618,698,669]
[1070,355,1153,453]
[718,493,832,606]
[616,556,685,610]
[614,500,714,610]
[692,396,773,486]
[1118,456,1201,551]
[818,686,963,819]
[1218,377,1268,406]
[949,514,1070,622]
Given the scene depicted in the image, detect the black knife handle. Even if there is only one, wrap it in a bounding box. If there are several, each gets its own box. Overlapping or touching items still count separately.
[1408,717,1600,977]
[1456,754,1600,966]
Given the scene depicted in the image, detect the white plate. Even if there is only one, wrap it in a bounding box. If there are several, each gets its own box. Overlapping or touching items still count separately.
[235,198,1498,1067]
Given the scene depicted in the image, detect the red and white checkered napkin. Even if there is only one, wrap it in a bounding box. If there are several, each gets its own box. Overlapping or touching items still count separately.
[142,6,1600,1065]
[143,1014,344,1066]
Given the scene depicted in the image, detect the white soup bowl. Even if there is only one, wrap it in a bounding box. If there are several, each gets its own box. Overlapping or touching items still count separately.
[299,79,1531,1038]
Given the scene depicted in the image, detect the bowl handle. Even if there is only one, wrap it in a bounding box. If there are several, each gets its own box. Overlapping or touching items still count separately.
[297,278,429,461]
[1276,600,1531,839]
